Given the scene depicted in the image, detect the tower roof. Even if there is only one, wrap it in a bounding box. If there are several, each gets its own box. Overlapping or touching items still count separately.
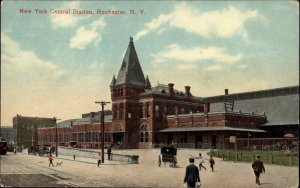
[113,37,149,87]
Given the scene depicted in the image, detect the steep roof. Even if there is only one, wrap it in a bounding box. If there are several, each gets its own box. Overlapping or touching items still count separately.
[112,37,149,87]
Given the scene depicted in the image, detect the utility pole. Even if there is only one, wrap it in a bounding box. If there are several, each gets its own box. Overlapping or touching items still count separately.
[54,117,61,157]
[95,101,110,163]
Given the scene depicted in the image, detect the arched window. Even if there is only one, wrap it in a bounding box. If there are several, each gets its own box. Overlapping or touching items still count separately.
[155,105,160,117]
[146,104,151,118]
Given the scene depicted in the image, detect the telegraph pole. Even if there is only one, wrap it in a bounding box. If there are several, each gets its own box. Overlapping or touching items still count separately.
[95,101,110,163]
[54,117,61,157]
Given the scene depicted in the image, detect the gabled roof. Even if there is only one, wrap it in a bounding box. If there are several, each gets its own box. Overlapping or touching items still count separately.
[112,37,150,87]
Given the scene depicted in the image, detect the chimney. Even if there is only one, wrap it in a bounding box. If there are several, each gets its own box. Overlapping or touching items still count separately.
[204,103,210,114]
[168,83,174,96]
[225,89,229,95]
[185,86,191,98]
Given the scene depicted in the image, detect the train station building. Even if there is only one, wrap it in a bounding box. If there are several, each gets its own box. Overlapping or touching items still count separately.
[35,38,299,149]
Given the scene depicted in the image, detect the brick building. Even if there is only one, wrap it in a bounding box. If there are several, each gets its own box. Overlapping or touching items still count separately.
[36,37,298,149]
[13,115,56,148]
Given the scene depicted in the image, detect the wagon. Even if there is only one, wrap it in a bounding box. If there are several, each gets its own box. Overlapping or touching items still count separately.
[158,146,177,168]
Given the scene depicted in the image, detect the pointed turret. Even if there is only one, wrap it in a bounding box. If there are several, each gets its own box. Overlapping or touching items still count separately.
[114,37,148,87]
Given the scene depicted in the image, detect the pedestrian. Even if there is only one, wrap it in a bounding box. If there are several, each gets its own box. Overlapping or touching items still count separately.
[252,155,265,185]
[13,147,17,155]
[208,155,215,172]
[48,154,54,167]
[184,158,200,188]
[97,152,102,167]
[198,153,206,171]
[107,146,112,161]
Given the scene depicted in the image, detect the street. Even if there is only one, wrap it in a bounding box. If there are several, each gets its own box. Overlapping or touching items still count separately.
[0,149,299,187]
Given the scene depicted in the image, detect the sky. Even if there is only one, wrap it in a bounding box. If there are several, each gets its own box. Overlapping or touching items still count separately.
[1,1,299,126]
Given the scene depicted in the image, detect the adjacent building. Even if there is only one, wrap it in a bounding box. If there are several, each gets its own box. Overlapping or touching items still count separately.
[13,115,56,148]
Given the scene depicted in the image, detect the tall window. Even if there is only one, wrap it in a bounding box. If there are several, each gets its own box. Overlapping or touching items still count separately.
[146,104,151,117]
[140,124,149,142]
[93,132,98,142]
[86,132,91,142]
[72,133,77,142]
[155,105,160,117]
[79,133,84,142]
[119,104,123,119]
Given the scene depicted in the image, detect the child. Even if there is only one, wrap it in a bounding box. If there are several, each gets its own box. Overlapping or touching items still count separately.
[208,155,215,172]
[198,153,206,171]
[48,154,54,167]
[97,153,102,167]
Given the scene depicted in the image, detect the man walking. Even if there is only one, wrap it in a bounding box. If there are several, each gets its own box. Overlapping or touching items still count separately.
[252,155,265,185]
[184,158,200,188]
[107,146,112,161]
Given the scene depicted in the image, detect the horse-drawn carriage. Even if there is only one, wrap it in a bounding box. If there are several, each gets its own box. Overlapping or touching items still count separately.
[158,146,177,168]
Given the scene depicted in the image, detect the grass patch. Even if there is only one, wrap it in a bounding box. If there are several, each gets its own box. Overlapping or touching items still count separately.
[207,149,299,166]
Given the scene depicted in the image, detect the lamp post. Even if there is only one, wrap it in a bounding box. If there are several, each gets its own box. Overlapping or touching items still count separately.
[54,117,61,157]
[95,101,110,163]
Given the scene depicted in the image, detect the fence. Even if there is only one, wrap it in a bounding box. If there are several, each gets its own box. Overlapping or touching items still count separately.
[58,146,139,164]
[209,149,299,166]
[224,137,299,152]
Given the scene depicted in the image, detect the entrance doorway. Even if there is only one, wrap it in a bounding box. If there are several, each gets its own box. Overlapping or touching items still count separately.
[113,133,123,146]
[195,135,203,149]
[167,133,173,144]
[211,135,217,149]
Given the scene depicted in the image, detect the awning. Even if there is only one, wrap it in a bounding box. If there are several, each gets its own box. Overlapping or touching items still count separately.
[159,126,266,133]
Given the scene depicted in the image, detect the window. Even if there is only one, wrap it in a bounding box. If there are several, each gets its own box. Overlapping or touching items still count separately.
[93,132,98,142]
[119,104,123,119]
[155,105,160,117]
[86,132,91,142]
[146,104,151,117]
[79,133,84,142]
[72,133,77,142]
[140,124,149,142]
[59,134,63,142]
